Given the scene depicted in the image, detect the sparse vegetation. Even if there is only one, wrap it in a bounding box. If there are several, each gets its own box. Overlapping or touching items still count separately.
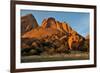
[79,41,89,52]
[21,51,89,62]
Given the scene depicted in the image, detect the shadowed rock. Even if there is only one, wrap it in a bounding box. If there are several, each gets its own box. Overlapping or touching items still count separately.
[21,14,38,35]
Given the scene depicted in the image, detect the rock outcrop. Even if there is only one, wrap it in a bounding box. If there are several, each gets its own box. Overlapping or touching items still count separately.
[41,17,73,34]
[21,15,87,55]
[21,14,38,35]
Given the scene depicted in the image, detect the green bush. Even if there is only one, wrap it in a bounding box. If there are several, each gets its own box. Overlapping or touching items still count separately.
[80,42,89,52]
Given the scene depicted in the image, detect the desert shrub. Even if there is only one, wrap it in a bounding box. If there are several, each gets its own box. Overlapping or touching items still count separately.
[41,42,50,46]
[71,42,79,50]
[21,51,27,56]
[21,48,31,56]
[56,45,66,53]
[29,49,37,55]
[34,47,44,55]
[79,42,89,52]
[21,45,44,56]
[47,48,55,55]
[41,42,53,48]
[21,48,31,53]
[64,50,71,54]
[43,46,56,55]
[56,47,62,53]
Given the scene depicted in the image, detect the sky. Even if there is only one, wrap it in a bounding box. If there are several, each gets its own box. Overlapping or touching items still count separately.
[21,10,90,37]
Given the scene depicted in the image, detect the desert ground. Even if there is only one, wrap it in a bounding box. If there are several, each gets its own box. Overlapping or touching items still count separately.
[21,51,89,63]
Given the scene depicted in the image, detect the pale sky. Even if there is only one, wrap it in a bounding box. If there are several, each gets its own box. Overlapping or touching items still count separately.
[21,10,90,37]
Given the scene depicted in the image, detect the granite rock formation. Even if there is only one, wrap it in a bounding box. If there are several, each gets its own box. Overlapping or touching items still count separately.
[21,14,38,35]
[21,14,88,55]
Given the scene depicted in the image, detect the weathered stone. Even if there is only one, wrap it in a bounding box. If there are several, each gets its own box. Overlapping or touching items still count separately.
[21,16,88,55]
[21,14,38,35]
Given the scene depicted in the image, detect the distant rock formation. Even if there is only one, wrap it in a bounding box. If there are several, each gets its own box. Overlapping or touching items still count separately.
[21,14,38,35]
[21,15,88,55]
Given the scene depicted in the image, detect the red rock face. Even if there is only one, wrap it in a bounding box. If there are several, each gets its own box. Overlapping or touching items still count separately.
[41,18,73,33]
[41,17,56,29]
[21,15,85,51]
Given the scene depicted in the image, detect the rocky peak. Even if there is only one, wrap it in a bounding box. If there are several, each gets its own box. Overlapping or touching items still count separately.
[41,17,74,34]
[41,17,56,29]
[21,16,86,51]
[21,14,39,35]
